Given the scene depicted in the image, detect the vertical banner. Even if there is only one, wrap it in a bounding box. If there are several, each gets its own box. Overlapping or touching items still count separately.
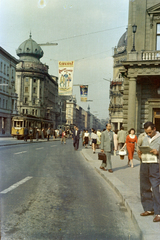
[58,61,74,95]
[80,85,88,102]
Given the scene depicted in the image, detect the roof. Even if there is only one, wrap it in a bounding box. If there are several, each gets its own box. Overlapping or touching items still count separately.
[117,30,127,54]
[16,33,43,60]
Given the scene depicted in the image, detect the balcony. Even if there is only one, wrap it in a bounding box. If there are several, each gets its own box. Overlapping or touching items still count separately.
[142,51,160,61]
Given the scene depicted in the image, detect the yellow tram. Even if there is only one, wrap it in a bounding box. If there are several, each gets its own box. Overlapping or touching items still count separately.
[11,115,54,139]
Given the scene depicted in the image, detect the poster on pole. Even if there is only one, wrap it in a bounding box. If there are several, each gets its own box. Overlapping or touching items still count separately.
[80,85,88,102]
[58,61,74,95]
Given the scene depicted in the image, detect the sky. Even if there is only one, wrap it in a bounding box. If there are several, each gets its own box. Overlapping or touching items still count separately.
[0,0,129,119]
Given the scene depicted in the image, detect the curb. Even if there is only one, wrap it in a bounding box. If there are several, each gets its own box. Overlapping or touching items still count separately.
[81,149,160,240]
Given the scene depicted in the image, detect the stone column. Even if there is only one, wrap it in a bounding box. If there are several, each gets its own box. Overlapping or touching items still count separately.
[29,78,33,102]
[118,122,120,130]
[127,77,136,130]
[37,79,40,103]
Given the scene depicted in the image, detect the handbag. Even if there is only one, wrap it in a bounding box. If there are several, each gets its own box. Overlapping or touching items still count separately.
[98,152,107,163]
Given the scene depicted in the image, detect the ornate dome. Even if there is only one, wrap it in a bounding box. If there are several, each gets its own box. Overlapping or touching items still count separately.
[117,30,127,54]
[16,33,44,62]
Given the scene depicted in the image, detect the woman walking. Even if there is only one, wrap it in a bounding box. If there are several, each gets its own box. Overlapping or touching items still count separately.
[121,128,137,168]
[84,130,90,148]
[91,130,99,154]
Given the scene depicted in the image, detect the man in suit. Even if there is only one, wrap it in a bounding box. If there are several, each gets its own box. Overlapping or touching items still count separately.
[117,126,127,149]
[100,123,114,173]
[72,126,80,150]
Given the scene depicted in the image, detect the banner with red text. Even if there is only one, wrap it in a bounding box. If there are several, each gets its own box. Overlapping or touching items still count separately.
[58,61,74,95]
[80,85,88,102]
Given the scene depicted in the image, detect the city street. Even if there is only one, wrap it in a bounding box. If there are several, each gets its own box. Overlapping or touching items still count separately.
[0,139,139,240]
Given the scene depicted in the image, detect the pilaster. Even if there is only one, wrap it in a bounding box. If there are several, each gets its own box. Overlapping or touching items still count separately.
[127,77,136,130]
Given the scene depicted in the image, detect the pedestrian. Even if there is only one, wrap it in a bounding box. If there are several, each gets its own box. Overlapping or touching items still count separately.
[117,126,127,150]
[47,127,51,141]
[41,128,45,140]
[84,130,90,148]
[29,127,33,142]
[137,132,146,151]
[36,128,39,141]
[59,127,62,138]
[96,129,101,149]
[138,121,160,222]
[121,128,137,168]
[113,129,118,156]
[91,130,99,153]
[61,130,67,144]
[24,126,28,142]
[72,126,80,150]
[82,129,85,146]
[100,123,114,173]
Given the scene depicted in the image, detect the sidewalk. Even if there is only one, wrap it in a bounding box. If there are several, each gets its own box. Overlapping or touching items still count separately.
[0,137,60,146]
[81,147,160,240]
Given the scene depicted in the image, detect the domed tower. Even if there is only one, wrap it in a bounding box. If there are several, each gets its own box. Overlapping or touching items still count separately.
[15,34,58,128]
[16,33,44,63]
[109,30,128,130]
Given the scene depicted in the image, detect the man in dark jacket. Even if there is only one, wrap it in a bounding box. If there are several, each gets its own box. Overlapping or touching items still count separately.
[24,127,28,142]
[72,126,80,150]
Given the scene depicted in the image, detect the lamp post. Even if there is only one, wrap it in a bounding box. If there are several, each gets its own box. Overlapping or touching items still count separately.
[131,24,137,52]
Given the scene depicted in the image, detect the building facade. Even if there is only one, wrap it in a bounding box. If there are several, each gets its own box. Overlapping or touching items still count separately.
[15,34,59,128]
[0,47,18,135]
[110,1,160,134]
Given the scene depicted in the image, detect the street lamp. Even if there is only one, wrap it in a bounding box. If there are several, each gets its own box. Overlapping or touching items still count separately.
[131,24,137,52]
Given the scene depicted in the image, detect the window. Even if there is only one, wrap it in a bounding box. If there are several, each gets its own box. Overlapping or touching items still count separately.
[0,79,2,90]
[33,87,36,93]
[33,98,35,104]
[3,99,5,108]
[0,62,2,72]
[156,24,160,50]
[25,97,28,103]
[26,109,28,114]
[22,109,25,114]
[32,109,34,115]
[25,87,28,92]
[26,77,29,82]
[35,110,37,115]
[4,64,6,74]
[6,100,8,109]
[7,66,9,76]
[0,98,1,107]
[33,78,36,83]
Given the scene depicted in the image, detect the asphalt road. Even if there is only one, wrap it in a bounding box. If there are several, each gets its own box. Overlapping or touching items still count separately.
[0,139,140,240]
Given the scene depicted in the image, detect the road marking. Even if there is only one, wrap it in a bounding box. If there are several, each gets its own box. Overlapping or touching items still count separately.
[14,151,27,155]
[36,147,44,150]
[50,145,56,147]
[0,176,33,194]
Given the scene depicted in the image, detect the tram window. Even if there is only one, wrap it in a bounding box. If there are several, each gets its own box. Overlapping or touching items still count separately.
[14,121,16,127]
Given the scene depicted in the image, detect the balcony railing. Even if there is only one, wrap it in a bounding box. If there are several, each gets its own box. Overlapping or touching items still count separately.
[142,51,160,61]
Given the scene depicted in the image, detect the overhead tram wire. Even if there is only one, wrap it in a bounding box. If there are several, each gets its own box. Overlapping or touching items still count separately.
[50,25,127,42]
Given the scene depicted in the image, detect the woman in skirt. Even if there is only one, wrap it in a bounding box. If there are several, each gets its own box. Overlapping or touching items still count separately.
[91,130,100,154]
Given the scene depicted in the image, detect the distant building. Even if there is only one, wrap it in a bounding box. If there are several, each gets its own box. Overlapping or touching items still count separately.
[15,34,59,128]
[0,47,18,136]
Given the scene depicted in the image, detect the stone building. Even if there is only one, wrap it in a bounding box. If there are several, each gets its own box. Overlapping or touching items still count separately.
[109,31,127,130]
[113,1,160,134]
[15,34,59,128]
[0,47,18,136]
